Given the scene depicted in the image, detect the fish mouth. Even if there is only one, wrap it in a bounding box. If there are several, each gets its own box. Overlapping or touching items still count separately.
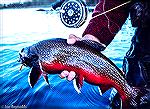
[18,53,32,67]
[18,48,30,66]
[18,55,29,71]
[18,47,33,68]
[18,47,39,69]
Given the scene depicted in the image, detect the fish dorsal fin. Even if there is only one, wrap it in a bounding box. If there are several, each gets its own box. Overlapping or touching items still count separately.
[28,66,42,88]
[81,40,106,51]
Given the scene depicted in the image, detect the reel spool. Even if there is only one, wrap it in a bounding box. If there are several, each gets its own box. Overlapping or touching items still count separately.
[60,0,88,28]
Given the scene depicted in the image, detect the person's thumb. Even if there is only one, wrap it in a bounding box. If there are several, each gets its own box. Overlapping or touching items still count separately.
[67,34,81,44]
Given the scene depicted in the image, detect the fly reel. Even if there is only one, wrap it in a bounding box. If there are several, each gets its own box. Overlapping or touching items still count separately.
[60,0,88,28]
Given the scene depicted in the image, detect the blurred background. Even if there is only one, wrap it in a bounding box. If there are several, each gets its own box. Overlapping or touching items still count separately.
[0,0,99,9]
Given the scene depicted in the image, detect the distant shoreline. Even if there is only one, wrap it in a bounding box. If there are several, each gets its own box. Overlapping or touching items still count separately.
[0,1,96,10]
[0,5,52,10]
[0,2,52,10]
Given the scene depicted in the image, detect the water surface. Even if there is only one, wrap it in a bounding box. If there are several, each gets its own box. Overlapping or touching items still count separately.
[0,8,136,109]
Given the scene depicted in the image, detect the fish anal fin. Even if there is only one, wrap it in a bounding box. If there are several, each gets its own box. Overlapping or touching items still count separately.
[76,74,84,89]
[28,66,42,88]
[99,85,112,94]
[73,74,84,94]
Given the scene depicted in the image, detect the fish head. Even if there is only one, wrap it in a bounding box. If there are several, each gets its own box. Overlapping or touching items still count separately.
[19,47,46,88]
[19,47,39,68]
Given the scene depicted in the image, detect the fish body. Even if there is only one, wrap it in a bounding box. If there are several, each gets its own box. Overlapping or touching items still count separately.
[19,38,144,108]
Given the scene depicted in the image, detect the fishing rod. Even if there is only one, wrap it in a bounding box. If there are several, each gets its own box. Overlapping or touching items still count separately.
[36,0,131,28]
[92,0,131,19]
[59,0,131,28]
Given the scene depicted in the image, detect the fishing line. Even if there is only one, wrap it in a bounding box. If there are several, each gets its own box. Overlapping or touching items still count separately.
[92,0,131,19]
[101,0,131,34]
[85,0,131,34]
[102,0,120,34]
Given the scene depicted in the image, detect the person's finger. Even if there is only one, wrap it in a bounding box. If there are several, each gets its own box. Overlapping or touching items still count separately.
[59,70,69,78]
[67,34,81,44]
[67,71,76,81]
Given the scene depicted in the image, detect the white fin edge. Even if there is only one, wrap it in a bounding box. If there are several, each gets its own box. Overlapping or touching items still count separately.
[73,79,81,94]
[98,87,102,96]
[28,68,33,88]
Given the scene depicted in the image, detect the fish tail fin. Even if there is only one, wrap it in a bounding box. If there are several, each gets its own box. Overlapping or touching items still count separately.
[127,87,148,108]
[28,66,42,88]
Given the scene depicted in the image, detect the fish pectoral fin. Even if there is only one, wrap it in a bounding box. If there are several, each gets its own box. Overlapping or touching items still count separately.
[73,74,84,94]
[99,85,112,94]
[28,66,42,88]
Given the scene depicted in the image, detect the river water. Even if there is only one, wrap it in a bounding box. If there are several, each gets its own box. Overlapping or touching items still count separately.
[0,7,136,109]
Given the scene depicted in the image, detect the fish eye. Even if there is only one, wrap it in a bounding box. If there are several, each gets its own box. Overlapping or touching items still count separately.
[31,54,39,61]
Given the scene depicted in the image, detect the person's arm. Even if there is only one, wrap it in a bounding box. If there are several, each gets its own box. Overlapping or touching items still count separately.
[52,0,65,10]
[60,0,130,80]
[82,0,130,46]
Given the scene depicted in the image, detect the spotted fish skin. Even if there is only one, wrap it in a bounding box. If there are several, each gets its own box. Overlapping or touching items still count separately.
[19,38,144,109]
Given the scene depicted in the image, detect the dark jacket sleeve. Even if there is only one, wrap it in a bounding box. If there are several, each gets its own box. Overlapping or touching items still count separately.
[52,0,65,10]
[82,0,130,46]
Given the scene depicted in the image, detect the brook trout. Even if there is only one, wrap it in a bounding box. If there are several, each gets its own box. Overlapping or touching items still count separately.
[19,38,145,108]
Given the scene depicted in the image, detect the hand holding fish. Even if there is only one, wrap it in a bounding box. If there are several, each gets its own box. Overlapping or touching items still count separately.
[59,34,105,81]
[59,34,80,80]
